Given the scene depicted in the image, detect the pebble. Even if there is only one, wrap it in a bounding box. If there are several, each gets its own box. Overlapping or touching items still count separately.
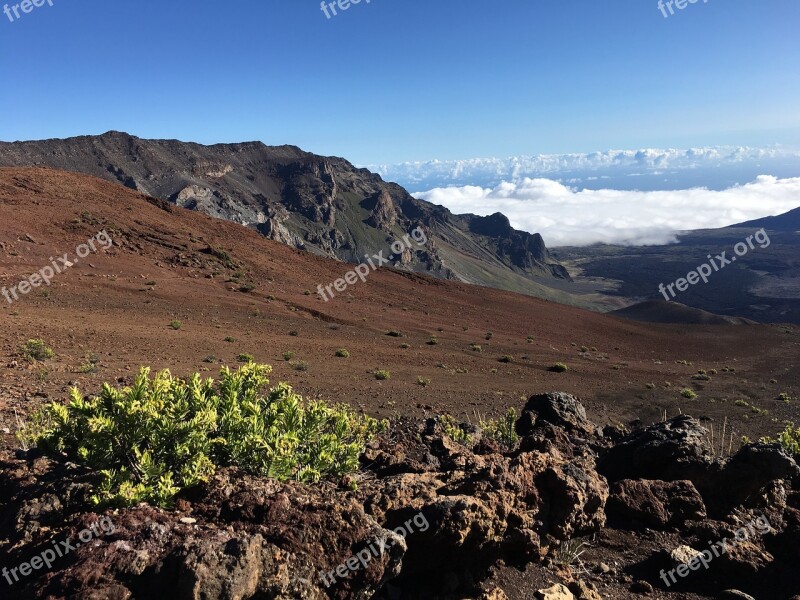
[179,517,197,525]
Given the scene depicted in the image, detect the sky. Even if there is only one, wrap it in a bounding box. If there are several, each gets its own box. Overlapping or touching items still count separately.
[1,0,799,166]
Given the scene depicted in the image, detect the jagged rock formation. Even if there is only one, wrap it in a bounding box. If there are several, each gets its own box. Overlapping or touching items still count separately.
[2,395,799,599]
[0,132,573,299]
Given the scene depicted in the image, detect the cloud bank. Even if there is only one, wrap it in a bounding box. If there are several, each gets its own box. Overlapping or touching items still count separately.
[369,146,800,191]
[414,175,800,247]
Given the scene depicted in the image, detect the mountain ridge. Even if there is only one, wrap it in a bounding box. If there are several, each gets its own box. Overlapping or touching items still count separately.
[0,131,581,305]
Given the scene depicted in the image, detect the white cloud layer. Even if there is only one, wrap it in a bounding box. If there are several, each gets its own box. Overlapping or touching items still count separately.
[370,146,800,190]
[414,175,800,247]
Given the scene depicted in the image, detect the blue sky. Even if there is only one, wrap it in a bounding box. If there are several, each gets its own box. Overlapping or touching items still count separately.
[1,0,799,164]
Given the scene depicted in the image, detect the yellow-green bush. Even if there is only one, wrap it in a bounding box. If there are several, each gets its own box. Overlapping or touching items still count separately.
[19,363,386,508]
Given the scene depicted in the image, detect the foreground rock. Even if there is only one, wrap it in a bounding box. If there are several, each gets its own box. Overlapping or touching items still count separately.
[0,393,798,599]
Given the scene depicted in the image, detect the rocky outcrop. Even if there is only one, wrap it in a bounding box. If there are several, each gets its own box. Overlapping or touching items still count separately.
[366,190,398,232]
[2,401,798,599]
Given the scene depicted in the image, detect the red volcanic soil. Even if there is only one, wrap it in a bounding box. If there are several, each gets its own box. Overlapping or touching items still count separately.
[0,167,798,450]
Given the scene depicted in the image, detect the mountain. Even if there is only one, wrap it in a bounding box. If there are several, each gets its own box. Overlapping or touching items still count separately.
[0,131,581,305]
[732,205,800,231]
[553,220,800,324]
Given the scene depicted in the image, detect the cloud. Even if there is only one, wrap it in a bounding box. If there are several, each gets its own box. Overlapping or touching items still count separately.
[368,146,800,190]
[414,175,800,247]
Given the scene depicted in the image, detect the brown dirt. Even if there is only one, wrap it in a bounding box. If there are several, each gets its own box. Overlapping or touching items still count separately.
[0,167,797,453]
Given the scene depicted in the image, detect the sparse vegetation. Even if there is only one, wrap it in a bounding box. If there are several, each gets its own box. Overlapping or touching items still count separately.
[399,343,410,349]
[386,330,403,338]
[283,351,295,361]
[438,415,472,445]
[78,353,100,373]
[292,360,309,372]
[550,363,569,373]
[479,408,519,451]
[20,339,53,362]
[498,355,513,363]
[471,344,483,352]
[427,337,439,345]
[416,376,431,387]
[374,369,391,381]
[18,364,386,507]
[335,349,350,358]
[169,320,182,330]
[680,388,697,399]
[761,423,800,456]
[237,353,255,363]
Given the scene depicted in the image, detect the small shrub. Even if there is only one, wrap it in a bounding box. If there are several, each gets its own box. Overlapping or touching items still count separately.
[18,364,385,508]
[335,349,350,358]
[239,282,256,293]
[580,346,588,353]
[550,363,568,373]
[202,355,216,364]
[416,376,431,387]
[399,343,410,349]
[485,332,493,341]
[375,370,391,381]
[283,351,295,361]
[78,353,100,373]
[438,415,471,445]
[427,337,439,346]
[526,335,535,343]
[386,330,403,338]
[471,344,482,352]
[224,336,236,343]
[292,360,309,372]
[169,320,182,330]
[692,373,711,381]
[680,388,697,399]
[735,399,749,407]
[20,339,53,362]
[237,353,255,363]
[778,392,792,403]
[289,330,299,337]
[646,383,656,389]
[761,423,800,456]
[480,408,519,451]
[498,355,513,363]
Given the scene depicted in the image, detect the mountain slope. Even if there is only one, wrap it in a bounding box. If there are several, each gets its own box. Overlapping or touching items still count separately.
[0,132,586,306]
[732,205,800,231]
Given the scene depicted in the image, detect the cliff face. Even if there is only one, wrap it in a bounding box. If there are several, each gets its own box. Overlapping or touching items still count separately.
[0,131,571,295]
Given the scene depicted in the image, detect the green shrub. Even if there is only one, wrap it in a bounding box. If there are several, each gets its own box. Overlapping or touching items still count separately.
[283,351,295,361]
[427,337,439,345]
[386,330,403,338]
[498,355,513,363]
[550,363,568,373]
[416,376,431,387]
[20,339,54,362]
[471,344,482,352]
[19,364,386,508]
[438,414,472,445]
[761,423,800,456]
[335,349,350,358]
[479,408,519,450]
[237,353,254,363]
[375,370,391,380]
[399,343,410,349]
[680,388,697,399]
[292,360,309,372]
[169,320,182,330]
